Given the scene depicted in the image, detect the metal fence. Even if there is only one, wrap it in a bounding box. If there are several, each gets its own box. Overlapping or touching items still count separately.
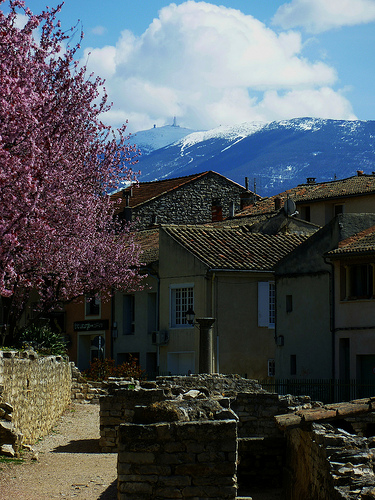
[257,379,375,404]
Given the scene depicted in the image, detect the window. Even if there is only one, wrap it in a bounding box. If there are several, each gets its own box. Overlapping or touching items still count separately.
[170,285,194,328]
[341,263,374,300]
[85,295,100,317]
[123,294,135,335]
[286,295,293,313]
[268,359,275,377]
[334,204,344,216]
[258,281,275,328]
[147,293,157,334]
[304,206,311,222]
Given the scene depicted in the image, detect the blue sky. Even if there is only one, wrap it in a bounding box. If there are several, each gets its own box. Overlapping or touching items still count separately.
[23,0,375,133]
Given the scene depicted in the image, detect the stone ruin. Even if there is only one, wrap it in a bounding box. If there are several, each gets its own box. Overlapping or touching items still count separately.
[0,391,23,458]
[99,374,375,500]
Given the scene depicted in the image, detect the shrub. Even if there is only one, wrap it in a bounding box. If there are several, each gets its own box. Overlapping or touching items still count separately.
[19,324,68,356]
[83,356,145,381]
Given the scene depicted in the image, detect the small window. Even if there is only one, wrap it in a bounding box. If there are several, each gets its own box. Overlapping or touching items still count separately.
[170,285,194,328]
[123,294,135,335]
[286,295,293,313]
[290,354,297,376]
[342,263,374,300]
[85,295,100,317]
[268,359,275,377]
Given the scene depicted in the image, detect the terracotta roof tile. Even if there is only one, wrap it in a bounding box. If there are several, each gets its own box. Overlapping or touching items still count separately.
[111,172,211,211]
[327,224,375,256]
[237,174,375,217]
[163,225,307,271]
[133,228,159,265]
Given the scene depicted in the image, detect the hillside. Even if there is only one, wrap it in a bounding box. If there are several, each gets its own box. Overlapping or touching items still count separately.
[130,118,375,197]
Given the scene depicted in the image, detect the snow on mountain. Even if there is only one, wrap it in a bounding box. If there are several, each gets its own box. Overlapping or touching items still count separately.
[128,124,197,155]
[129,118,375,197]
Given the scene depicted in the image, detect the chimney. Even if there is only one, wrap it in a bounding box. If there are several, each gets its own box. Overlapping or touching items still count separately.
[240,192,255,210]
[306,177,316,185]
[240,176,255,210]
[357,170,364,176]
[274,197,282,211]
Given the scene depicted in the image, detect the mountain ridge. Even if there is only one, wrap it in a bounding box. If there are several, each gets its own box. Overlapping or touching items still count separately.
[130,118,375,197]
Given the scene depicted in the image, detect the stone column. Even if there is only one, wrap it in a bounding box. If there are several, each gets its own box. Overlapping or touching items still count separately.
[197,318,215,374]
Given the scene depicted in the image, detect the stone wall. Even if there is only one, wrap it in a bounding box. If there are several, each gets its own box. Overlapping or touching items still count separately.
[285,423,375,500]
[0,350,71,446]
[70,363,107,403]
[117,420,238,500]
[132,172,246,230]
[232,392,311,439]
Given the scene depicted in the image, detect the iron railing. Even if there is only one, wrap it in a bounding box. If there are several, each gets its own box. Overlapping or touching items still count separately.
[257,379,375,404]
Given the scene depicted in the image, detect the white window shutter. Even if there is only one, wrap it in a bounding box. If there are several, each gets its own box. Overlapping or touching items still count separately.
[258,282,269,327]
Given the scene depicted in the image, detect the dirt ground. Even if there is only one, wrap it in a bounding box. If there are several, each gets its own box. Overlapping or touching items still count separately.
[0,402,117,500]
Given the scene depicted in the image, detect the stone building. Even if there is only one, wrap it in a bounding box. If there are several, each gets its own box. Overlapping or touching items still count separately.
[111,170,254,229]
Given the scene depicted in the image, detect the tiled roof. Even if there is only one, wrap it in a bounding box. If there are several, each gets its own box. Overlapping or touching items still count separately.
[162,225,308,271]
[111,171,245,211]
[134,228,159,265]
[327,224,375,257]
[237,174,375,217]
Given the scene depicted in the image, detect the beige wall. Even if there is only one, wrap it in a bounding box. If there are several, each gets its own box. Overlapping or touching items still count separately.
[275,274,332,379]
[332,260,375,380]
[215,272,275,378]
[298,193,375,226]
[112,274,158,372]
[158,229,276,378]
[159,229,209,374]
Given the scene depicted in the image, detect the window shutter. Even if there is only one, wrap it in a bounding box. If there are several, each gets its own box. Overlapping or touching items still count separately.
[258,282,269,327]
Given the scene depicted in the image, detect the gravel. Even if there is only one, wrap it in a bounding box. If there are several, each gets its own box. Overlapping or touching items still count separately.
[0,402,117,500]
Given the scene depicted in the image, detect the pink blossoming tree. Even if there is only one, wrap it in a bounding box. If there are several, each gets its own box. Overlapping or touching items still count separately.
[0,1,142,344]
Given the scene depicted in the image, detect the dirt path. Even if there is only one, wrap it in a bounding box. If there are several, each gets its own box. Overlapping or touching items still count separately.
[0,403,117,500]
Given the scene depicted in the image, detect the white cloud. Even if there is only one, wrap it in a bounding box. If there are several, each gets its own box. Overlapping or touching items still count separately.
[81,1,356,132]
[273,0,375,33]
[91,25,107,36]
[257,88,357,122]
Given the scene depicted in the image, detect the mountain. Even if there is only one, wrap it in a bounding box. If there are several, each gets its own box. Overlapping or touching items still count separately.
[131,118,375,197]
[129,123,197,156]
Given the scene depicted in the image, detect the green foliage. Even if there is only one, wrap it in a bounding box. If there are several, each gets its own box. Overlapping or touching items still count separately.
[0,456,24,464]
[83,356,145,381]
[19,324,67,356]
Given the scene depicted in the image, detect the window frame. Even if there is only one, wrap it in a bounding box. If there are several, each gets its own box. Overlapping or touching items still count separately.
[340,262,375,301]
[85,294,101,318]
[258,281,275,329]
[267,358,275,377]
[169,284,194,329]
[123,294,135,335]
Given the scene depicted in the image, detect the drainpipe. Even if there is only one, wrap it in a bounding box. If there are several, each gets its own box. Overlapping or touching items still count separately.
[146,266,161,373]
[210,272,218,373]
[324,256,336,380]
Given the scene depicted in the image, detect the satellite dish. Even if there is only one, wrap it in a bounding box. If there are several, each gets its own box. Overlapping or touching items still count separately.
[284,199,296,216]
